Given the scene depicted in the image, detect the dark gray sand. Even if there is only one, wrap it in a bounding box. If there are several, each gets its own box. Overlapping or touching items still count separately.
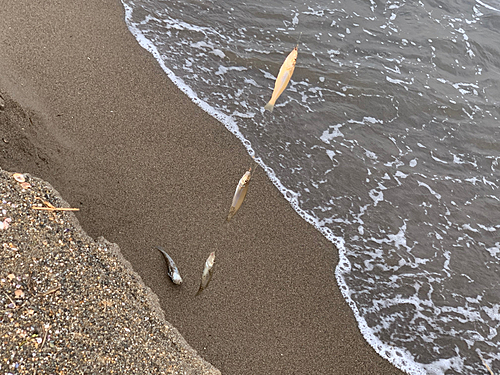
[0,1,406,374]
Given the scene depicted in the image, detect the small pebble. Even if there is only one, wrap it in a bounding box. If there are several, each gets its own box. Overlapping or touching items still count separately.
[14,289,25,298]
[0,218,12,230]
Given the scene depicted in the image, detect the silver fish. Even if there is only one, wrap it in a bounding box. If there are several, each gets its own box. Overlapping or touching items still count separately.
[155,246,183,285]
[227,168,253,222]
[195,251,215,296]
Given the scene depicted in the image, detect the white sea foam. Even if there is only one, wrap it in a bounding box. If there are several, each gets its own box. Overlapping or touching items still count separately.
[320,124,344,143]
[476,0,500,12]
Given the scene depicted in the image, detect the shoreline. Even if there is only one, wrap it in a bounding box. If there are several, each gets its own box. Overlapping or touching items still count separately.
[0,1,406,374]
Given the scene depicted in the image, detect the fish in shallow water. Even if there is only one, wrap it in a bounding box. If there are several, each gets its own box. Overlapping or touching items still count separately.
[195,251,215,296]
[264,45,298,112]
[155,246,183,285]
[227,167,253,221]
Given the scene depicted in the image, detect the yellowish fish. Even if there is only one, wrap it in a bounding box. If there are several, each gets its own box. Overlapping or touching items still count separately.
[227,167,253,222]
[264,45,298,112]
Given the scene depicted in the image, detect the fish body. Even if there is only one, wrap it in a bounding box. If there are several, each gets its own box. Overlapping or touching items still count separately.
[264,46,298,112]
[196,252,215,296]
[227,168,252,221]
[155,246,183,285]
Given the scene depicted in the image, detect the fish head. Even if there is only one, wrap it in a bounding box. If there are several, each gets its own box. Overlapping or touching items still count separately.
[240,171,252,187]
[171,273,183,285]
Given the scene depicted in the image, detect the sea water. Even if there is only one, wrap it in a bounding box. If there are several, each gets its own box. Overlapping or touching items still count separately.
[120,0,500,373]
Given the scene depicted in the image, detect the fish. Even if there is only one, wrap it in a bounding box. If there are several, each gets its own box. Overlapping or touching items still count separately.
[227,167,253,222]
[195,251,215,296]
[155,246,183,285]
[264,45,298,112]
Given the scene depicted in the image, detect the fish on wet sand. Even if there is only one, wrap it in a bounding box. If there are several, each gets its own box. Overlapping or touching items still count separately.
[227,167,253,222]
[155,246,183,285]
[195,252,215,296]
[264,45,298,112]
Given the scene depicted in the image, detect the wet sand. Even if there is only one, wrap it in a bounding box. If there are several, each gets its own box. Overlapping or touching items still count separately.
[0,1,406,374]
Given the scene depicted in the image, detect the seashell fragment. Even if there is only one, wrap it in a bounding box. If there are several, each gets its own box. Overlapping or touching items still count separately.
[13,173,26,183]
[20,182,31,189]
[14,289,24,298]
[0,218,12,230]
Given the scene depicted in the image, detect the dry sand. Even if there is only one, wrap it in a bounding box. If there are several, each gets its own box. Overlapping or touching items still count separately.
[0,0,406,374]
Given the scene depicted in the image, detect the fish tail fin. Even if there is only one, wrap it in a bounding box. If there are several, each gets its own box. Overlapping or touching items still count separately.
[250,162,258,175]
[296,31,302,47]
[264,101,274,112]
[227,206,237,222]
[250,157,259,175]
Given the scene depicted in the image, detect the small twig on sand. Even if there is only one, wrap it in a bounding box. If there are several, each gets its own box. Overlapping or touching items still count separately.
[38,285,60,296]
[32,197,79,212]
[32,207,80,211]
[2,290,16,305]
[34,197,56,209]
[40,324,49,350]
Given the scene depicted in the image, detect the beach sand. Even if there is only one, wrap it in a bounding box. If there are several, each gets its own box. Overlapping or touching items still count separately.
[0,1,406,374]
[0,168,220,374]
